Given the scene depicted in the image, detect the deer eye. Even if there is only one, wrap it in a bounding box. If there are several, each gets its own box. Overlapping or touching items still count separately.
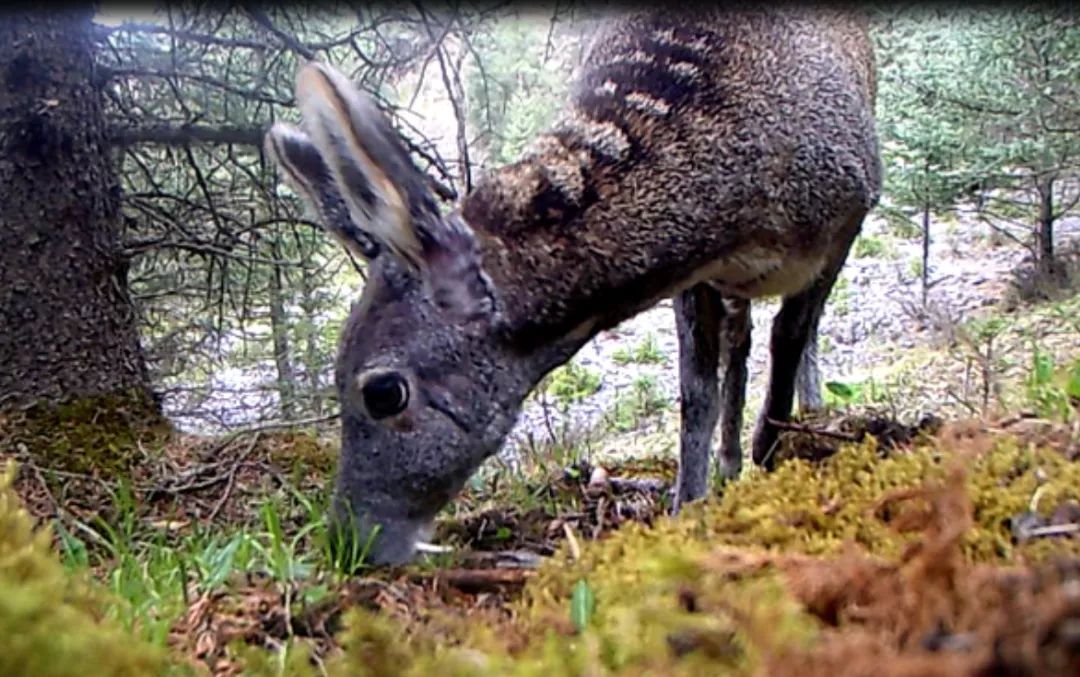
[361,372,410,419]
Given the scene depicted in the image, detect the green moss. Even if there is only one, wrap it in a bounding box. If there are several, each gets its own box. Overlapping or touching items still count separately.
[320,528,818,676]
[530,436,1080,593]
[0,390,170,476]
[0,462,172,676]
[515,436,1078,646]
[324,432,1080,675]
[232,638,321,677]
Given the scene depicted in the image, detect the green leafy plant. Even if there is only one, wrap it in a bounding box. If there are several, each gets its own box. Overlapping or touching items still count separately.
[825,381,859,406]
[612,334,668,366]
[1068,362,1080,402]
[852,234,895,259]
[608,375,670,432]
[909,257,925,280]
[1025,347,1079,421]
[824,378,892,410]
[828,276,853,316]
[545,362,603,407]
[570,579,596,633]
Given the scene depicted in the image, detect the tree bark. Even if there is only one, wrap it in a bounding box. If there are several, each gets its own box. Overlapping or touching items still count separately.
[1036,176,1056,280]
[921,158,931,308]
[0,10,153,410]
[921,200,931,308]
[267,250,297,419]
[298,273,323,416]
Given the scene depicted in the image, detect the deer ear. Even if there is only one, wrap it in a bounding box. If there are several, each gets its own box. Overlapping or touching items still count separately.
[293,61,496,323]
[264,122,381,260]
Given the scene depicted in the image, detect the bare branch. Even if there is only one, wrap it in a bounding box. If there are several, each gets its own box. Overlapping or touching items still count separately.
[109,124,265,147]
[94,20,270,50]
[242,5,316,61]
[104,66,293,106]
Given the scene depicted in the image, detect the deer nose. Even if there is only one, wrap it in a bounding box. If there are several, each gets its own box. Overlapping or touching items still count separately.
[328,507,430,568]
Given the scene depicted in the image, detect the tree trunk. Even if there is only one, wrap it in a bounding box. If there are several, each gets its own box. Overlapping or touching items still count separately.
[267,254,296,419]
[298,275,323,416]
[0,10,153,411]
[921,200,931,308]
[921,158,931,308]
[1036,176,1056,280]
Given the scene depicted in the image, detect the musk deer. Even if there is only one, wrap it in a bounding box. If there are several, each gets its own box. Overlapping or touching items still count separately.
[265,7,881,565]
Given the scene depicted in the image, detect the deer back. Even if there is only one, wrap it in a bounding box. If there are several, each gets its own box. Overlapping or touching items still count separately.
[460,8,881,349]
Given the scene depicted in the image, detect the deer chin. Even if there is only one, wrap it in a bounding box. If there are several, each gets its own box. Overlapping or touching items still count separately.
[334,510,436,567]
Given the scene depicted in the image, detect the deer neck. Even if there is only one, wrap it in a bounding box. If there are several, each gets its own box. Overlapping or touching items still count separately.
[460,160,698,367]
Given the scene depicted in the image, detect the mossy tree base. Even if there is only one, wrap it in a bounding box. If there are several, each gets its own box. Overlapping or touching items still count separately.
[0,390,170,477]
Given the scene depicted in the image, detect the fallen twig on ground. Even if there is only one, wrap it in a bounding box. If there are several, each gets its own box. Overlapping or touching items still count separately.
[207,432,263,521]
[420,568,536,594]
[766,418,863,442]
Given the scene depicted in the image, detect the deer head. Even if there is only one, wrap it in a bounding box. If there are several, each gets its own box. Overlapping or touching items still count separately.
[265,62,555,565]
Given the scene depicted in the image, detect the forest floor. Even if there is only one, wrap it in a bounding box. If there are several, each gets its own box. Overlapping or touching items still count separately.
[4,404,1080,676]
[2,219,1080,676]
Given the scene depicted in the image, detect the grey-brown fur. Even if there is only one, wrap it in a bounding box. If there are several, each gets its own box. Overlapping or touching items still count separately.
[264,6,880,565]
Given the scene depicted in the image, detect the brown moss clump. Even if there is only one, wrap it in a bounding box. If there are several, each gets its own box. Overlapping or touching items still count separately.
[0,389,171,476]
[0,461,172,676]
[719,466,1080,676]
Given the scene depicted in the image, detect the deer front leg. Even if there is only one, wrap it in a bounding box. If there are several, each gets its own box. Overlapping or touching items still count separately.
[795,324,825,414]
[752,249,852,470]
[673,283,724,511]
[717,296,751,481]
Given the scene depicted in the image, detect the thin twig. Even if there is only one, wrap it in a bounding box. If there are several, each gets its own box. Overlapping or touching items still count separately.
[1022,523,1080,539]
[562,522,581,561]
[764,418,863,442]
[222,412,341,437]
[207,432,263,521]
[10,454,120,490]
[25,461,62,518]
[422,568,535,593]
